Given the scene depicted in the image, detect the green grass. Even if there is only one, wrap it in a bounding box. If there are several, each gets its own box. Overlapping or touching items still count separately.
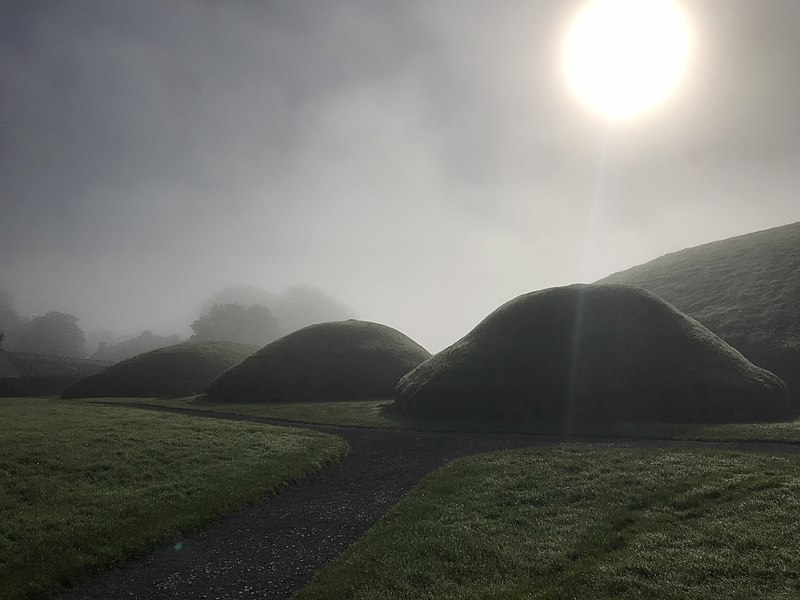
[598,221,800,350]
[206,320,430,403]
[61,340,258,398]
[393,285,790,423]
[598,221,800,398]
[0,398,347,600]
[87,396,800,444]
[103,395,401,428]
[296,447,800,599]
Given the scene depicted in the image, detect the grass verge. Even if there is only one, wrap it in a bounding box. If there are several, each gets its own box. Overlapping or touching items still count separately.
[0,398,347,600]
[85,396,800,444]
[296,447,800,599]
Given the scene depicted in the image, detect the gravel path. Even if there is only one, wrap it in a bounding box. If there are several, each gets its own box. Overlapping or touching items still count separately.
[57,405,800,600]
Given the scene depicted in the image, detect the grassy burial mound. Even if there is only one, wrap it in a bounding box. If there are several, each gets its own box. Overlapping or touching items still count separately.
[393,285,791,423]
[0,351,112,397]
[598,221,800,398]
[207,320,431,403]
[61,341,256,398]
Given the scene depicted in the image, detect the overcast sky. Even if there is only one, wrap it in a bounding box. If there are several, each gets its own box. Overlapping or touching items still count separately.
[2,0,799,352]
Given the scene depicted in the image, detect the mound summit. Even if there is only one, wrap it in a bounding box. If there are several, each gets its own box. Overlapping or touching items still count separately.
[393,285,791,423]
[598,221,800,399]
[61,341,256,398]
[207,320,430,403]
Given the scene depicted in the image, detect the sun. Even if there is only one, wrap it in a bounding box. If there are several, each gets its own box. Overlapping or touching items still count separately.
[562,0,692,120]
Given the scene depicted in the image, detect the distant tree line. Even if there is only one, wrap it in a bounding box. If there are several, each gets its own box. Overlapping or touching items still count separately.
[0,283,355,359]
[190,285,356,347]
[0,289,86,358]
[14,311,86,357]
[190,303,279,346]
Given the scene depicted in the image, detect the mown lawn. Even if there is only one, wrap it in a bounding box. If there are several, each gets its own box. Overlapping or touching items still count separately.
[85,395,399,428]
[296,447,800,599]
[0,398,347,600]
[89,395,800,444]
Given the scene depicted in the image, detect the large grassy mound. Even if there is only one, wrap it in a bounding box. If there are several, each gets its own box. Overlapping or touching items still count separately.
[393,285,791,423]
[207,320,430,403]
[598,221,800,399]
[61,341,256,398]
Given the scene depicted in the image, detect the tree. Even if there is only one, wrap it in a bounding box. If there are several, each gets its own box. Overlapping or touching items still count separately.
[0,288,29,349]
[273,286,357,334]
[190,303,280,347]
[197,284,357,339]
[199,285,282,316]
[14,311,86,357]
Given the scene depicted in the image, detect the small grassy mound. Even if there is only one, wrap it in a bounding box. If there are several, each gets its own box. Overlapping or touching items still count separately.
[0,398,346,600]
[598,221,800,399]
[2,351,110,377]
[393,285,791,423]
[0,375,86,397]
[296,447,800,600]
[0,351,113,397]
[208,320,430,403]
[61,341,256,398]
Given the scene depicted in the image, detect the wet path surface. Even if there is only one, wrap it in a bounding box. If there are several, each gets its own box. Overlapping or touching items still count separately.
[57,405,800,600]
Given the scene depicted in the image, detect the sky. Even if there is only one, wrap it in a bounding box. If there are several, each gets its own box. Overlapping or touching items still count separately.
[2,0,799,352]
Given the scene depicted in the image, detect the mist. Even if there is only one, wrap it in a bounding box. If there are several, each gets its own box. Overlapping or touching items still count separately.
[2,0,799,353]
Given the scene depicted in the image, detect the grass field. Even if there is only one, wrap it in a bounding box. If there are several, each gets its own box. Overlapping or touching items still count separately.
[0,398,347,600]
[89,396,800,444]
[296,447,800,599]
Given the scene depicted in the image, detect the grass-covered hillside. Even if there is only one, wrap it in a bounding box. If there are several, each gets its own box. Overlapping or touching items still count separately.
[61,341,256,398]
[208,320,430,403]
[393,285,790,423]
[598,221,800,398]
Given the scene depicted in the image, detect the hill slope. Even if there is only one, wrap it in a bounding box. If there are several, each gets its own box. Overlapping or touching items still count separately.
[598,221,800,397]
[62,341,256,398]
[393,285,791,423]
[3,351,110,378]
[208,320,430,403]
[0,351,112,397]
[91,331,182,363]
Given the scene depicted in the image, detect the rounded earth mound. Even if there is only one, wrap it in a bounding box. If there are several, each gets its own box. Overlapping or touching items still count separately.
[393,285,791,423]
[207,320,431,403]
[61,341,257,398]
[598,221,800,401]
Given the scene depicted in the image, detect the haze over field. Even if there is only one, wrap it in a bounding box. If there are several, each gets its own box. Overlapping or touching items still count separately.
[2,1,800,352]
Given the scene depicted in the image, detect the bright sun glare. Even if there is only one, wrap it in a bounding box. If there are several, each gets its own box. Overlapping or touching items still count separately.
[563,0,692,119]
